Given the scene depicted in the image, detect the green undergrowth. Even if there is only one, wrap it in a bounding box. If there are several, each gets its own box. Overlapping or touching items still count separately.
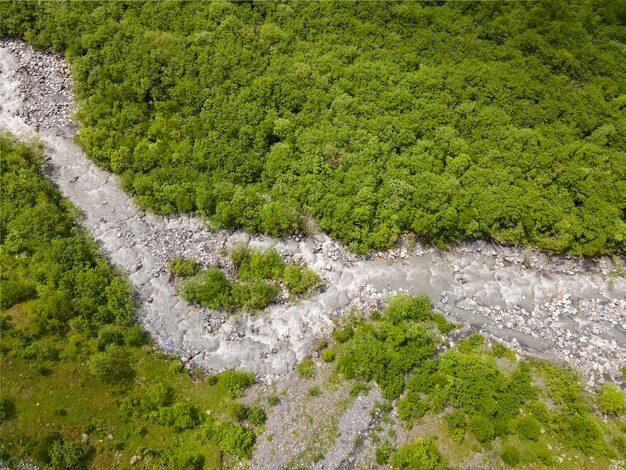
[330,294,626,468]
[0,134,262,469]
[173,246,321,312]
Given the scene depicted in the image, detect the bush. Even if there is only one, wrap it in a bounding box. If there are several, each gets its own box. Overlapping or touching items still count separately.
[88,346,135,385]
[598,383,625,416]
[125,324,149,346]
[167,257,201,277]
[445,410,466,443]
[217,370,255,398]
[96,325,125,351]
[307,386,320,397]
[152,402,202,431]
[283,264,320,296]
[142,383,174,412]
[0,398,16,423]
[33,432,62,465]
[457,333,484,352]
[247,406,266,426]
[49,439,90,469]
[332,325,354,343]
[267,394,280,406]
[501,444,521,467]
[216,423,255,458]
[232,247,284,281]
[296,358,314,378]
[375,441,394,465]
[469,414,495,443]
[153,452,204,470]
[390,439,447,470]
[516,415,541,441]
[320,349,335,363]
[225,403,248,421]
[492,343,515,359]
[177,268,232,309]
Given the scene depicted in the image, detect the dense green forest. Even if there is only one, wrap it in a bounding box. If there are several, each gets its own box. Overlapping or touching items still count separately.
[1,0,625,254]
[0,134,262,469]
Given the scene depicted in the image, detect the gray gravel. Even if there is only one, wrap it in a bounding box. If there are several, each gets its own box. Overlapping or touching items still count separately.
[0,39,624,387]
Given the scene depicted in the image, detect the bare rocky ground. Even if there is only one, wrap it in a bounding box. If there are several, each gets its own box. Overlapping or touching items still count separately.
[1,40,626,468]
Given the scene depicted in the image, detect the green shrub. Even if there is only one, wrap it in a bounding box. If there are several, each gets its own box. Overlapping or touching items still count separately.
[231,279,277,310]
[445,410,466,443]
[350,382,370,397]
[217,370,255,398]
[216,423,255,458]
[457,333,484,352]
[152,402,202,431]
[247,406,267,426]
[390,439,447,470]
[168,360,184,375]
[33,432,62,465]
[375,441,394,465]
[0,398,16,423]
[469,414,495,443]
[598,383,625,416]
[232,247,284,281]
[397,398,413,421]
[516,415,541,441]
[432,313,456,334]
[332,325,354,343]
[88,346,135,385]
[125,324,149,347]
[167,257,201,277]
[267,394,280,406]
[492,343,515,359]
[283,264,320,296]
[225,403,248,421]
[384,295,432,324]
[296,358,314,378]
[320,349,335,363]
[500,444,521,467]
[153,452,204,470]
[96,325,125,351]
[142,383,174,412]
[177,268,232,309]
[307,386,320,397]
[48,439,90,470]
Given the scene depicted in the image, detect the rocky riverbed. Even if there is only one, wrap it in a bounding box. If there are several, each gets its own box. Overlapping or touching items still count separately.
[1,39,625,387]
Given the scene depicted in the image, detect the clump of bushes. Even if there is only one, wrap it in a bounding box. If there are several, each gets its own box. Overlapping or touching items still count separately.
[176,247,320,312]
[335,295,447,399]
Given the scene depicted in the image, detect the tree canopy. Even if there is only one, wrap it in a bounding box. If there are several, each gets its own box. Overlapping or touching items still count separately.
[1,0,625,254]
